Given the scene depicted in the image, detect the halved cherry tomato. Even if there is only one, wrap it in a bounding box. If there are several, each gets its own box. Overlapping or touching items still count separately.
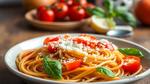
[69,5,86,21]
[64,59,82,71]
[43,36,59,45]
[122,56,141,73]
[72,0,87,6]
[48,45,57,53]
[37,5,55,22]
[73,37,96,48]
[52,3,68,20]
[87,41,96,48]
[60,0,73,7]
[73,38,87,45]
[97,41,103,48]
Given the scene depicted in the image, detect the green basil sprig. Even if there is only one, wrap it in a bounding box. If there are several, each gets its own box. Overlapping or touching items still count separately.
[86,0,137,27]
[115,7,137,27]
[103,0,115,17]
[86,7,106,18]
[103,0,114,12]
[43,56,62,79]
[96,66,115,78]
[118,48,144,58]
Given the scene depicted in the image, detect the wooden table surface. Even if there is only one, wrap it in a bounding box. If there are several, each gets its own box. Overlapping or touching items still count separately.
[0,6,150,84]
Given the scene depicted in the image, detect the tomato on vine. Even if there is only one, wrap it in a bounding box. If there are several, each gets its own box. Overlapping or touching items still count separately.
[72,0,87,6]
[60,0,73,7]
[52,3,68,20]
[69,5,86,21]
[37,5,55,22]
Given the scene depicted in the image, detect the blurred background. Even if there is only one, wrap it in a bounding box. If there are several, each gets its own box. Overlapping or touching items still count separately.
[0,0,20,5]
[0,0,149,35]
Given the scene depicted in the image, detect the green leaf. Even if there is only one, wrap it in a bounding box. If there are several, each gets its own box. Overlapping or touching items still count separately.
[118,48,144,58]
[115,6,128,14]
[116,11,137,27]
[103,0,114,17]
[96,66,115,78]
[86,7,106,18]
[43,56,62,79]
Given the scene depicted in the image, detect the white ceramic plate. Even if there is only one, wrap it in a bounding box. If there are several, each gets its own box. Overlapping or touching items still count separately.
[4,33,150,84]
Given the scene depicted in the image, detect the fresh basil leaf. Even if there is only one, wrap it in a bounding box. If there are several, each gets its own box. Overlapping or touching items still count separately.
[103,0,114,17]
[115,6,128,14]
[118,48,144,58]
[43,56,62,79]
[117,12,137,27]
[114,7,137,27]
[86,7,106,18]
[94,7,105,13]
[96,66,115,78]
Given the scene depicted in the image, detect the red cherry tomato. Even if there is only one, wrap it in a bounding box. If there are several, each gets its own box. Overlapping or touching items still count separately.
[69,5,86,21]
[87,41,96,48]
[83,3,95,18]
[73,37,96,48]
[72,0,87,6]
[37,5,46,13]
[37,5,55,22]
[52,3,68,20]
[43,37,59,45]
[64,59,82,71]
[48,45,57,53]
[73,38,87,45]
[122,56,141,73]
[60,0,73,7]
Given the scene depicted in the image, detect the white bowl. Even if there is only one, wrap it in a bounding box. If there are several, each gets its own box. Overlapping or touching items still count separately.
[4,33,150,84]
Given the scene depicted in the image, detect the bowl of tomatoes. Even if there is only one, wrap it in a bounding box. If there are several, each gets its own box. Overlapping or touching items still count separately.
[25,0,95,31]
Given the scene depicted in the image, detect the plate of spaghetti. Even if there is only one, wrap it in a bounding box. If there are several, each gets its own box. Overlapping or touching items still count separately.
[4,34,150,84]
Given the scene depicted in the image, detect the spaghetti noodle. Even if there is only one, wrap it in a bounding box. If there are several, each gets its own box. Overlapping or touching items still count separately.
[16,34,143,82]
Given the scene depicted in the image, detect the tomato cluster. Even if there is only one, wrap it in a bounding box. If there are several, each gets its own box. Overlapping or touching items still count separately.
[36,0,95,22]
